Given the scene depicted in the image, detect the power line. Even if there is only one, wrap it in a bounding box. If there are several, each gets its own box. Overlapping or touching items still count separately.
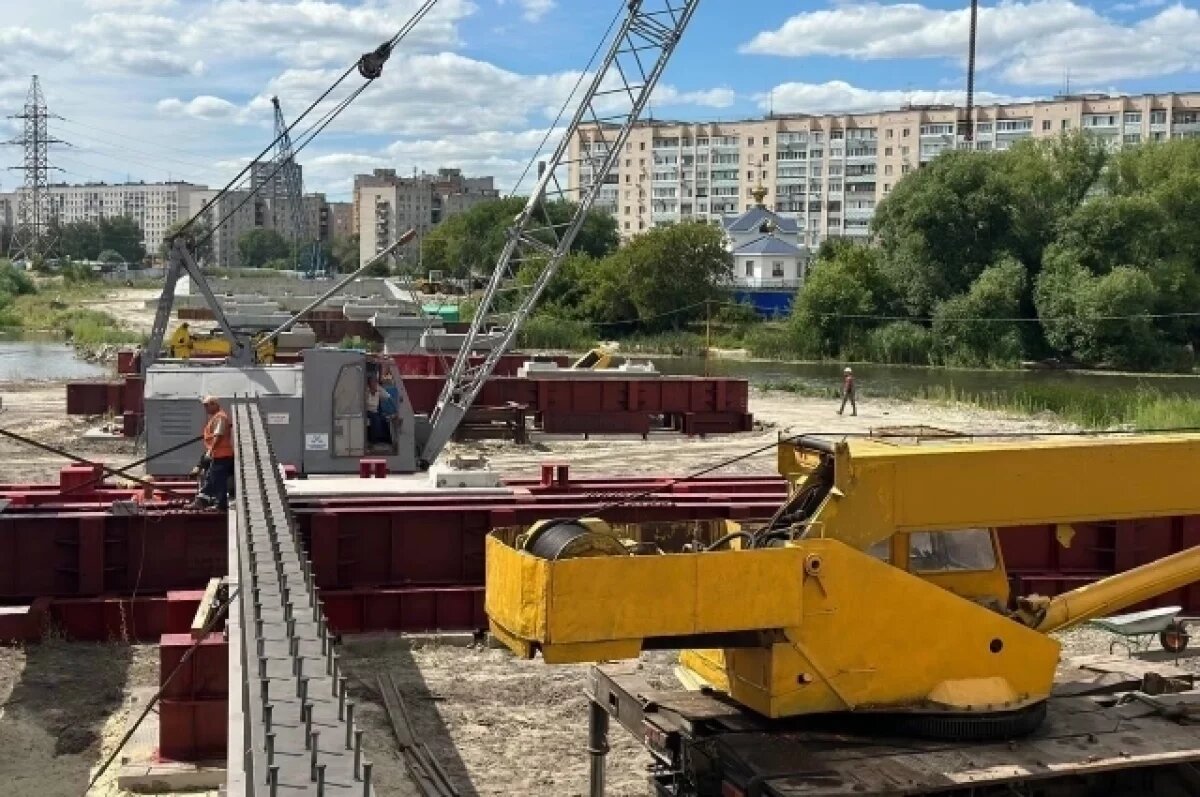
[4,75,68,261]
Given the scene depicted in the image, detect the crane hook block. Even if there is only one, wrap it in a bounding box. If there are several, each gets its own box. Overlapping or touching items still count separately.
[358,42,393,79]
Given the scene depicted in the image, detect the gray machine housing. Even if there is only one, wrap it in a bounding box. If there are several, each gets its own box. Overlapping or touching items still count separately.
[144,349,420,476]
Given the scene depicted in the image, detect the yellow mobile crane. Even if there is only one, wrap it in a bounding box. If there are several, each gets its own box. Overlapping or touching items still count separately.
[487,433,1200,796]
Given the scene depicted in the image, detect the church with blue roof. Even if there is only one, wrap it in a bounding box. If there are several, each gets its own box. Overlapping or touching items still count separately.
[720,185,809,316]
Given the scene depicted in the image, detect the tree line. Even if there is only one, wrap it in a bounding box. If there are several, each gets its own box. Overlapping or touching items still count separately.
[791,135,1200,371]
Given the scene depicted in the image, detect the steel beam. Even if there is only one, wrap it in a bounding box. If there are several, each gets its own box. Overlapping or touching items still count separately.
[231,401,373,795]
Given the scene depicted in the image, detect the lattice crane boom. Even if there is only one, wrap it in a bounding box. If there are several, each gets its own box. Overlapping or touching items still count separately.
[420,0,702,464]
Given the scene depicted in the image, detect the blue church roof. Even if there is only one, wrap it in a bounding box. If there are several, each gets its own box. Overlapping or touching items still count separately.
[721,205,799,235]
[731,234,803,257]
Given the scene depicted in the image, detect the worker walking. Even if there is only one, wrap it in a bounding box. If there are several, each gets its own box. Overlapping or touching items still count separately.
[837,367,857,416]
[193,395,235,510]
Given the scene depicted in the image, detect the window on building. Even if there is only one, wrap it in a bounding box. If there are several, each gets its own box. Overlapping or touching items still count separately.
[624,174,630,183]
[639,142,645,150]
[625,159,631,167]
[1062,119,1070,130]
[1042,119,1051,131]
[884,164,893,175]
[763,136,770,146]
[884,183,891,193]
[624,221,630,230]
[747,170,754,180]
[903,128,910,137]
[745,260,754,276]
[901,146,910,156]
[624,206,630,214]
[902,165,911,174]
[884,147,893,156]
[639,158,645,166]
[763,153,770,162]
[747,137,754,145]
[1124,133,1141,145]
[1151,110,1167,125]
[886,129,894,139]
[772,261,785,278]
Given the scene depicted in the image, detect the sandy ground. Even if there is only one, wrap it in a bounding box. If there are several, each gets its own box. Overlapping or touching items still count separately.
[79,289,161,336]
[0,640,158,797]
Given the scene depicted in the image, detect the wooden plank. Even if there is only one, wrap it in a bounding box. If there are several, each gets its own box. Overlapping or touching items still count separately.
[190,577,223,639]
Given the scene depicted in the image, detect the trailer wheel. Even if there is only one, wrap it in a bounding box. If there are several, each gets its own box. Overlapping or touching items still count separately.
[1160,621,1189,653]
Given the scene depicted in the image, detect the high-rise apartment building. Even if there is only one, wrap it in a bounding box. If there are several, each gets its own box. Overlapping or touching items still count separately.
[570,92,1200,248]
[355,168,498,267]
[0,181,204,258]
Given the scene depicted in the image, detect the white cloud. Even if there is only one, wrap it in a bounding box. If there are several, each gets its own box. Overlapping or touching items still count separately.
[759,80,1035,115]
[517,0,554,22]
[653,85,737,108]
[156,96,241,120]
[742,1,1200,85]
[84,0,176,8]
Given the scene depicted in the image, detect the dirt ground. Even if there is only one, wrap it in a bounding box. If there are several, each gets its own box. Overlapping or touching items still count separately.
[0,639,159,797]
[79,289,161,336]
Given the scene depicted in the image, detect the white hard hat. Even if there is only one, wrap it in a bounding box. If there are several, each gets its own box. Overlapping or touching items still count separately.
[843,367,852,374]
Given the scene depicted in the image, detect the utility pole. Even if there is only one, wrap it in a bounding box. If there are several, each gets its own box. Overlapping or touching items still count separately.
[705,299,712,377]
[5,75,66,263]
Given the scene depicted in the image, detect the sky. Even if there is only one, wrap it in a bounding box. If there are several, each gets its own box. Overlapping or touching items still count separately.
[1,0,1198,202]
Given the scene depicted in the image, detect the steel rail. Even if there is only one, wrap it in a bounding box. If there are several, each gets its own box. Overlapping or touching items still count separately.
[231,400,374,795]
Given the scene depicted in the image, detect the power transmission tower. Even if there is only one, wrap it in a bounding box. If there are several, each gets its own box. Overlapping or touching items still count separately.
[5,75,66,263]
[267,96,304,253]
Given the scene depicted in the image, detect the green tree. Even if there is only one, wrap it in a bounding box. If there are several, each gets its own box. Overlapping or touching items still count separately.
[602,221,731,331]
[97,216,145,263]
[932,255,1026,366]
[330,234,360,272]
[872,151,1015,315]
[420,198,620,277]
[57,221,102,261]
[160,219,214,264]
[237,228,291,268]
[790,241,895,357]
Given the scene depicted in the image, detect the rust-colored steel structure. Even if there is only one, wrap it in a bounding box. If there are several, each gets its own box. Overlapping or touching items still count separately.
[4,465,1200,644]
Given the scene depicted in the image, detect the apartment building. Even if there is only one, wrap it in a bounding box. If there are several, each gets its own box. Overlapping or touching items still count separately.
[187,189,258,269]
[0,181,204,257]
[570,92,1200,248]
[355,168,498,266]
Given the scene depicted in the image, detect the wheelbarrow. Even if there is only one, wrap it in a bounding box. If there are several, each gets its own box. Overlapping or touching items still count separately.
[1088,606,1190,654]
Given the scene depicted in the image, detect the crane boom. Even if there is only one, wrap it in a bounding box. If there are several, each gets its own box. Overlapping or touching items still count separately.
[420,0,702,465]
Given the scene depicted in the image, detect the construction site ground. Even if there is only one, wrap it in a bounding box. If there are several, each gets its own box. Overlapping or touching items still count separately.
[0,374,1144,797]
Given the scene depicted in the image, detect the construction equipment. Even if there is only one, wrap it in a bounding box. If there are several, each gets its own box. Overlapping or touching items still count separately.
[144,0,699,472]
[165,322,277,363]
[487,433,1200,795]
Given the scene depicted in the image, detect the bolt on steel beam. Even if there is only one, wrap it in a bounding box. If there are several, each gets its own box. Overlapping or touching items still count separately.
[231,401,374,795]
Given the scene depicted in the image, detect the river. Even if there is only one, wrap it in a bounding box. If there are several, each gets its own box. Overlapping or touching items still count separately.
[0,338,107,381]
[649,356,1200,399]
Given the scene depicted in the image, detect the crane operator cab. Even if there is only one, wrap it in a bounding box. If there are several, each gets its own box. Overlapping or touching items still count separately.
[300,348,421,474]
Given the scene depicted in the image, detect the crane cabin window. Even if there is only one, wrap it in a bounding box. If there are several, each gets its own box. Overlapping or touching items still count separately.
[908,529,996,572]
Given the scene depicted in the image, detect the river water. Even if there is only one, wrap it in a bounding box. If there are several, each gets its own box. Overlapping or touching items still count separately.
[0,338,107,381]
[1,335,1198,401]
[649,356,1200,399]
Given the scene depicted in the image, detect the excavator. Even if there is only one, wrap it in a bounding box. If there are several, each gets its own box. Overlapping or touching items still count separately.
[487,432,1200,796]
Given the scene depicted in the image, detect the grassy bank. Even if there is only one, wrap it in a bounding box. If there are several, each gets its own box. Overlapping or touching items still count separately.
[10,287,143,347]
[762,378,1200,431]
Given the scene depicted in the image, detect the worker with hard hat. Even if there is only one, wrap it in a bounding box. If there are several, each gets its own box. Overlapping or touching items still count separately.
[193,395,235,510]
[837,366,857,416]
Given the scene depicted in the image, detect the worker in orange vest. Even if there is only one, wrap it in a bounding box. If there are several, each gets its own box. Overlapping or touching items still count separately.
[192,395,235,510]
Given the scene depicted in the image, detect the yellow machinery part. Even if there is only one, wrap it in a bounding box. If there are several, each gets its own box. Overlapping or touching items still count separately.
[487,433,1200,722]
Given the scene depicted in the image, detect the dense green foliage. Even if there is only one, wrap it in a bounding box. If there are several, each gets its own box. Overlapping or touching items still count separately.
[237,228,291,268]
[780,135,1200,370]
[160,219,215,263]
[420,198,620,277]
[52,216,146,264]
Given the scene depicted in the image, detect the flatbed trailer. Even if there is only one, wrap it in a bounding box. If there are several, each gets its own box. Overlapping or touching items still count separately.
[586,657,1200,797]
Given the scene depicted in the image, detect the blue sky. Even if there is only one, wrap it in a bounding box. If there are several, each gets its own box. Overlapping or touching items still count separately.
[1,0,1198,201]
